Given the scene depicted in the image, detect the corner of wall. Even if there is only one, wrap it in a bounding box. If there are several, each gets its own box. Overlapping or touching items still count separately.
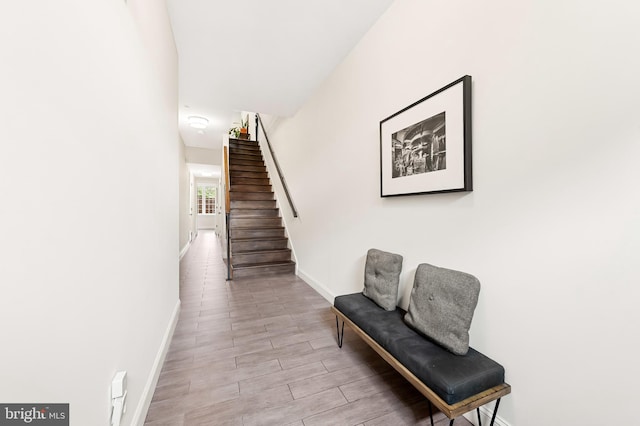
[297,269,337,304]
[179,240,191,260]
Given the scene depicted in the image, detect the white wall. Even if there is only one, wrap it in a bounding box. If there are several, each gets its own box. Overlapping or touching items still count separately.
[179,137,193,256]
[185,146,222,165]
[190,173,197,239]
[267,0,640,424]
[0,1,179,425]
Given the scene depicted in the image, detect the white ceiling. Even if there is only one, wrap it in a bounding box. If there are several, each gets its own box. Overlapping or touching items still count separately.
[166,0,396,150]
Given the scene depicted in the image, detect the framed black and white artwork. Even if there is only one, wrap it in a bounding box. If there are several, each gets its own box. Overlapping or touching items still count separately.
[380,75,472,197]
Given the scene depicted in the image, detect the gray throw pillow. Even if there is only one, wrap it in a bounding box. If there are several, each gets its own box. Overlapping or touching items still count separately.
[362,248,403,311]
[404,263,480,355]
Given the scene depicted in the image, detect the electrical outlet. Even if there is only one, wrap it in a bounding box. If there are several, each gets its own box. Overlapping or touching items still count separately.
[111,371,127,426]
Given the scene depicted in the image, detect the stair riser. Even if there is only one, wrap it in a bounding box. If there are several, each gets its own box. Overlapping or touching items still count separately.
[232,263,296,279]
[231,239,288,252]
[231,184,272,193]
[230,200,277,209]
[231,209,280,217]
[229,192,274,201]
[229,147,260,156]
[230,147,262,156]
[231,177,270,185]
[229,139,259,148]
[230,217,282,228]
[230,165,267,173]
[230,154,263,163]
[230,161,265,169]
[232,228,284,239]
[229,141,260,149]
[233,250,292,265]
[229,171,268,180]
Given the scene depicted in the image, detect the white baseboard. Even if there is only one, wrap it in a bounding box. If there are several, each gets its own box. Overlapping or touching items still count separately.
[463,403,511,426]
[179,240,191,260]
[131,300,181,426]
[297,269,337,303]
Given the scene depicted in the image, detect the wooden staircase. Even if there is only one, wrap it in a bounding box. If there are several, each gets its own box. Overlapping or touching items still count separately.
[228,138,296,279]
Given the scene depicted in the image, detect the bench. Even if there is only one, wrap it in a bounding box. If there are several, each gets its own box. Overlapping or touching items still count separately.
[331,250,511,426]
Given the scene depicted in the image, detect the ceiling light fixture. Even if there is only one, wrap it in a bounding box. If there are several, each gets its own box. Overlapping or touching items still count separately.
[188,116,209,129]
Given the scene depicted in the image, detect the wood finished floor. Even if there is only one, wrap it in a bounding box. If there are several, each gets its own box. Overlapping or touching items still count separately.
[144,231,470,426]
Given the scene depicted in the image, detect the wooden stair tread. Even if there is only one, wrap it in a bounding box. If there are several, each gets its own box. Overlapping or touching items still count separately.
[230,225,284,229]
[231,237,288,241]
[232,248,290,254]
[232,260,296,268]
[231,208,279,211]
[231,216,280,218]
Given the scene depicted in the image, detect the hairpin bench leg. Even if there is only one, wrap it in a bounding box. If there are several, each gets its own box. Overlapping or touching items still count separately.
[335,316,345,348]
[427,400,434,426]
[477,407,482,426]
[449,419,455,426]
[489,398,501,426]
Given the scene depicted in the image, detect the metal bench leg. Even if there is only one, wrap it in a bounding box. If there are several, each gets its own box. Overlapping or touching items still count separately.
[449,419,455,426]
[489,398,501,426]
[477,407,482,426]
[335,316,345,348]
[427,400,434,426]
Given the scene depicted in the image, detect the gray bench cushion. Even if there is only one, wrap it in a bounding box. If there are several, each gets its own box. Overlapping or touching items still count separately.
[404,263,480,355]
[334,293,505,405]
[362,248,403,311]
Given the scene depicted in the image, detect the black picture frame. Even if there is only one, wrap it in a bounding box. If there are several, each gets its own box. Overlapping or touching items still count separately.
[380,75,472,197]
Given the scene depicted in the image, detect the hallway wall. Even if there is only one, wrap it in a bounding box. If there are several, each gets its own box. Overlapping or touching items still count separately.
[179,137,194,256]
[185,146,222,165]
[0,1,179,425]
[267,0,640,424]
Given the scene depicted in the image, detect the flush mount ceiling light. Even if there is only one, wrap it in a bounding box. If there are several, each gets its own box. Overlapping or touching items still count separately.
[188,116,209,129]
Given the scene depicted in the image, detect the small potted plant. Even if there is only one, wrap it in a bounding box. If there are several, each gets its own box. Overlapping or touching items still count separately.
[228,126,240,138]
[239,115,249,139]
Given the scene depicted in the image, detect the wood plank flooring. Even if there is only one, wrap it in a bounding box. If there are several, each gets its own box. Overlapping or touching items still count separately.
[144,231,471,426]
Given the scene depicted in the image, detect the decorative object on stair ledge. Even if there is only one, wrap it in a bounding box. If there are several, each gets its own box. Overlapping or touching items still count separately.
[380,75,472,197]
[229,114,250,140]
[238,114,250,140]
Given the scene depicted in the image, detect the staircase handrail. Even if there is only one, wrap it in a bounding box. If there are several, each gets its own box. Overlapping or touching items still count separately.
[255,113,298,218]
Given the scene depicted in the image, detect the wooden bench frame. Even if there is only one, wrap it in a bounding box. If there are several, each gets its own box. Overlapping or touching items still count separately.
[332,305,511,425]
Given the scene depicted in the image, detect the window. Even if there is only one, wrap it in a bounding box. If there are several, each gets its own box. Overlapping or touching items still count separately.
[197,185,216,214]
